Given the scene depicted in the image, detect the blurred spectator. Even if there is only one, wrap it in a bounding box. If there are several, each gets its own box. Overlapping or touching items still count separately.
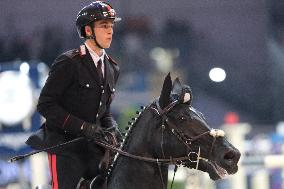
[38,26,63,66]
[5,35,30,62]
[0,38,8,62]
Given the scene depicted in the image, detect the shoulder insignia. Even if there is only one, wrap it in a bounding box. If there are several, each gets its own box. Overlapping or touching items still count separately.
[80,45,86,56]
[59,49,80,60]
[53,48,81,65]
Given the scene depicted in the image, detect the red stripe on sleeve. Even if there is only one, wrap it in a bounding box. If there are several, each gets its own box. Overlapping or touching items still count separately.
[62,114,70,128]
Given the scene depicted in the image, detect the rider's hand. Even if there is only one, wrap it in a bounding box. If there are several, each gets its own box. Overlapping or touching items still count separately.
[81,123,105,139]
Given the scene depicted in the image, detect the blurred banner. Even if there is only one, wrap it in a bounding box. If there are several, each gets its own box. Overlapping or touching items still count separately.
[0,61,49,187]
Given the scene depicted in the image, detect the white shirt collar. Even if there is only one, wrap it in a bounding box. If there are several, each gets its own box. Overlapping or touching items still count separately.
[84,43,106,65]
[84,43,106,77]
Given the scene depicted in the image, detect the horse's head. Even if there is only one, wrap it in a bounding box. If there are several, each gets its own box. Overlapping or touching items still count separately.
[151,73,241,180]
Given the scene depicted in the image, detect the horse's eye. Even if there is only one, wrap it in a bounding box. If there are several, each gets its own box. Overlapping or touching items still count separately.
[180,116,186,121]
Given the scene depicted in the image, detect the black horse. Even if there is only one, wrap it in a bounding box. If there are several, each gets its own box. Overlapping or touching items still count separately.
[97,73,240,189]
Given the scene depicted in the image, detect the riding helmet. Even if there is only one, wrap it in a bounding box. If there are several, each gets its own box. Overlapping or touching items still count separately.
[76,1,121,38]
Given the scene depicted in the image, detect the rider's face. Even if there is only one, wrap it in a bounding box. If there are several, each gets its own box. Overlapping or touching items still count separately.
[93,19,114,48]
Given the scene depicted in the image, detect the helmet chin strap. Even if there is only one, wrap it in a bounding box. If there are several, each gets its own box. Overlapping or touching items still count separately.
[85,22,104,49]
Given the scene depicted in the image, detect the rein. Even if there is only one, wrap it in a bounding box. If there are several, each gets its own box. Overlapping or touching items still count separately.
[93,139,197,164]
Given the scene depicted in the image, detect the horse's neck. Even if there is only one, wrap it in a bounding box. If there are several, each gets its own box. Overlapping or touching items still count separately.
[108,156,168,189]
[107,110,169,189]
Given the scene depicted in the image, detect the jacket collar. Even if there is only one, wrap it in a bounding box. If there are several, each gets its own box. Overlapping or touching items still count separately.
[80,45,114,88]
[80,45,101,86]
[104,54,115,89]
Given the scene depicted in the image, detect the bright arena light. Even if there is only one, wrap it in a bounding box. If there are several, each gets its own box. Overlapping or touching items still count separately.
[209,67,226,82]
[20,62,30,74]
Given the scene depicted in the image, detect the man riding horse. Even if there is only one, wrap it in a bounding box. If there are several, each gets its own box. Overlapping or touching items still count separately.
[26,1,122,189]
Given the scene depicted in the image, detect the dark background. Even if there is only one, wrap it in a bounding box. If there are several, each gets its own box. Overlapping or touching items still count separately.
[0,0,283,127]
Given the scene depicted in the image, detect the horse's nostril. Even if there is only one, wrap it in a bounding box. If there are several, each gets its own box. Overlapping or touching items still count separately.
[224,151,237,161]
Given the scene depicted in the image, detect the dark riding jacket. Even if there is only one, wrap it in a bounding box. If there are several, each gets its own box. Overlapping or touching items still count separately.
[26,45,119,154]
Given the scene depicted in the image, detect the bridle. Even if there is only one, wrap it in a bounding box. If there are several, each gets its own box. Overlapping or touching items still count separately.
[94,99,225,189]
[152,99,225,162]
[150,99,225,189]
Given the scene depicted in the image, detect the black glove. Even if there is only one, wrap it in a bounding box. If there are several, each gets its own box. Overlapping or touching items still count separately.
[81,123,105,139]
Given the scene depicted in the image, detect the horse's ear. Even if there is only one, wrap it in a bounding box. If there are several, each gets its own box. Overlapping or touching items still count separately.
[172,78,182,96]
[159,73,172,109]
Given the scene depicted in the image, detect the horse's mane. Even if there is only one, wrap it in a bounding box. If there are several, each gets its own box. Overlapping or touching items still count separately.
[106,105,148,179]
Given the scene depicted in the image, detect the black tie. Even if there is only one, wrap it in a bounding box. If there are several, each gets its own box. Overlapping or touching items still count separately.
[97,59,104,84]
